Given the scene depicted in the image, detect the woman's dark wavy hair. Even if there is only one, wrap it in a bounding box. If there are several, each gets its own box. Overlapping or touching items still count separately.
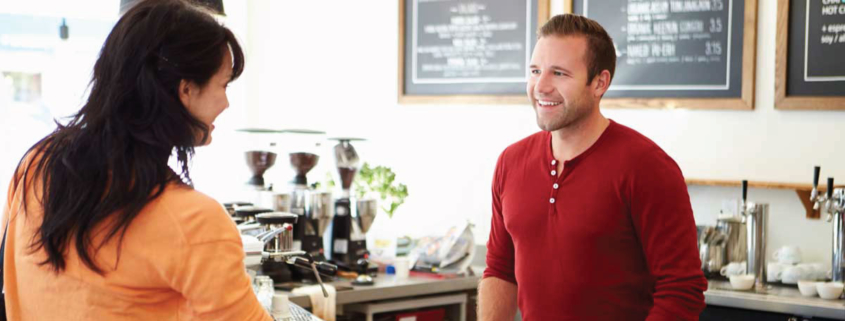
[15,0,245,274]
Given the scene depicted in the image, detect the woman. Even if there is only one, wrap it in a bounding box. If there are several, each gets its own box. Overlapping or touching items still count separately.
[1,0,271,320]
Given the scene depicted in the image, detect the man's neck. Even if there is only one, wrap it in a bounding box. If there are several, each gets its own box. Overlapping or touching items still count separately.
[550,110,610,162]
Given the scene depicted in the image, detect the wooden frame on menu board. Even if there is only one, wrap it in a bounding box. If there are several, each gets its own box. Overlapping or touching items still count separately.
[564,0,758,110]
[775,0,845,110]
[398,0,551,104]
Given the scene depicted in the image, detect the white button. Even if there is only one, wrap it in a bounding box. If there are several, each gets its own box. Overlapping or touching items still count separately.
[553,183,559,189]
[549,198,555,204]
[551,160,557,165]
[551,170,557,176]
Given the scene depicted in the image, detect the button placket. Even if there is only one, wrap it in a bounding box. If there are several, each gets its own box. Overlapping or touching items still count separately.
[549,159,560,214]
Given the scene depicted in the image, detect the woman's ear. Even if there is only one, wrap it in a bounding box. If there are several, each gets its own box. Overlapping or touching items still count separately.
[178,79,194,108]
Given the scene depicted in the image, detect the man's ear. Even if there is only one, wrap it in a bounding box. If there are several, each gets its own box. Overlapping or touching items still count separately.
[592,70,611,98]
[179,79,194,108]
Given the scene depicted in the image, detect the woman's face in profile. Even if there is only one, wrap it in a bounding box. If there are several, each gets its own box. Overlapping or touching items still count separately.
[180,48,234,146]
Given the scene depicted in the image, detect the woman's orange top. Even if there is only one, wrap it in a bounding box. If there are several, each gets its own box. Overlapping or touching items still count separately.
[1,164,272,321]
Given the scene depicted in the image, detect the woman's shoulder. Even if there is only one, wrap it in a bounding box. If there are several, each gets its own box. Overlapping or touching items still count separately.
[146,184,240,245]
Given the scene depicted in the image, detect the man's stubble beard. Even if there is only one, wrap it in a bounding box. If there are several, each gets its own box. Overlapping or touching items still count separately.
[534,93,595,132]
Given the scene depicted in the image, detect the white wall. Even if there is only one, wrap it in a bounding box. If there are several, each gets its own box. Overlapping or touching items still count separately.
[229,0,843,267]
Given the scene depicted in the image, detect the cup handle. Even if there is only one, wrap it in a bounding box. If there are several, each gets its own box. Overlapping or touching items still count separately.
[720,265,729,276]
[773,249,781,261]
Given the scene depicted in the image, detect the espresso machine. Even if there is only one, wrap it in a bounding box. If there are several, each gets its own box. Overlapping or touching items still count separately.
[809,166,845,282]
[223,201,252,224]
[329,138,378,285]
[233,206,274,236]
[243,212,335,298]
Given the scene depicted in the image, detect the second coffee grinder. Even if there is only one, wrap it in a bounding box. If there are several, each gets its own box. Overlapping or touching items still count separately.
[329,138,378,285]
[281,130,336,284]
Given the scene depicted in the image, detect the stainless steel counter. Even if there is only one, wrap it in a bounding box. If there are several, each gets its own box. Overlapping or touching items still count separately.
[279,273,481,308]
[705,281,845,319]
[279,276,844,319]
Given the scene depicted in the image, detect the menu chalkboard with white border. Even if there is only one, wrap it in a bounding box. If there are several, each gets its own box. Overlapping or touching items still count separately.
[566,0,757,109]
[776,0,845,110]
[399,0,550,104]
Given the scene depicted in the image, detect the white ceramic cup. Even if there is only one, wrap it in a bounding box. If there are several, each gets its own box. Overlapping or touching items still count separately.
[729,274,755,290]
[809,262,828,280]
[393,257,411,280]
[720,262,747,277]
[766,262,789,282]
[271,294,291,319]
[797,263,826,281]
[797,280,820,297]
[816,282,844,300]
[773,246,802,265]
[781,265,811,284]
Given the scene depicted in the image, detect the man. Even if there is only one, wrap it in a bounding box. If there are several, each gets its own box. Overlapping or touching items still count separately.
[478,14,707,321]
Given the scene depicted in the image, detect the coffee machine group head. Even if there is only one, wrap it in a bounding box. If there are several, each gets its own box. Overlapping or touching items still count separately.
[244,211,335,297]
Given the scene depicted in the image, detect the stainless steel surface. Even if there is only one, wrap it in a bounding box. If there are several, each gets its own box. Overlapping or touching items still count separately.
[831,188,845,282]
[705,281,845,320]
[344,293,467,321]
[744,202,768,290]
[257,227,294,254]
[700,243,710,271]
[706,244,725,273]
[810,168,844,283]
[716,215,747,263]
[310,191,334,236]
[255,212,298,253]
[283,272,481,308]
[699,227,728,273]
[273,193,291,212]
[237,222,263,237]
[281,272,845,319]
[290,187,308,217]
[356,199,377,233]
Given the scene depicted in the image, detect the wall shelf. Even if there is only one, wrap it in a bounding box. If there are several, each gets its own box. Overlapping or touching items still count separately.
[685,179,843,219]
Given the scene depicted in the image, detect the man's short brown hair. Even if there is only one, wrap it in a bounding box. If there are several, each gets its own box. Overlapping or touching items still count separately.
[539,14,616,85]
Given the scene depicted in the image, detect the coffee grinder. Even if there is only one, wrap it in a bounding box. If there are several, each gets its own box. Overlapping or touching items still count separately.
[235,128,285,208]
[237,129,283,189]
[329,138,378,284]
[281,130,337,284]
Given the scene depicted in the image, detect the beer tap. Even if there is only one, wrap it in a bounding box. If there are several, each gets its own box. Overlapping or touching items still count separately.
[740,180,748,223]
[739,180,769,290]
[809,166,844,282]
[809,166,834,216]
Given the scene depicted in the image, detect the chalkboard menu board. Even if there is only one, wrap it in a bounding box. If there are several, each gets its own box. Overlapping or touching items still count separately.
[776,0,845,109]
[568,0,757,109]
[399,0,550,104]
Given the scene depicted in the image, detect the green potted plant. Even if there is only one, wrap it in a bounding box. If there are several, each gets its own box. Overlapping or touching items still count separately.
[351,162,409,262]
[353,162,408,219]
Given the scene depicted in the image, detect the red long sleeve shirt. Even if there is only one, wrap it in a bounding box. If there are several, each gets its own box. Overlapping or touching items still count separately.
[484,120,707,321]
